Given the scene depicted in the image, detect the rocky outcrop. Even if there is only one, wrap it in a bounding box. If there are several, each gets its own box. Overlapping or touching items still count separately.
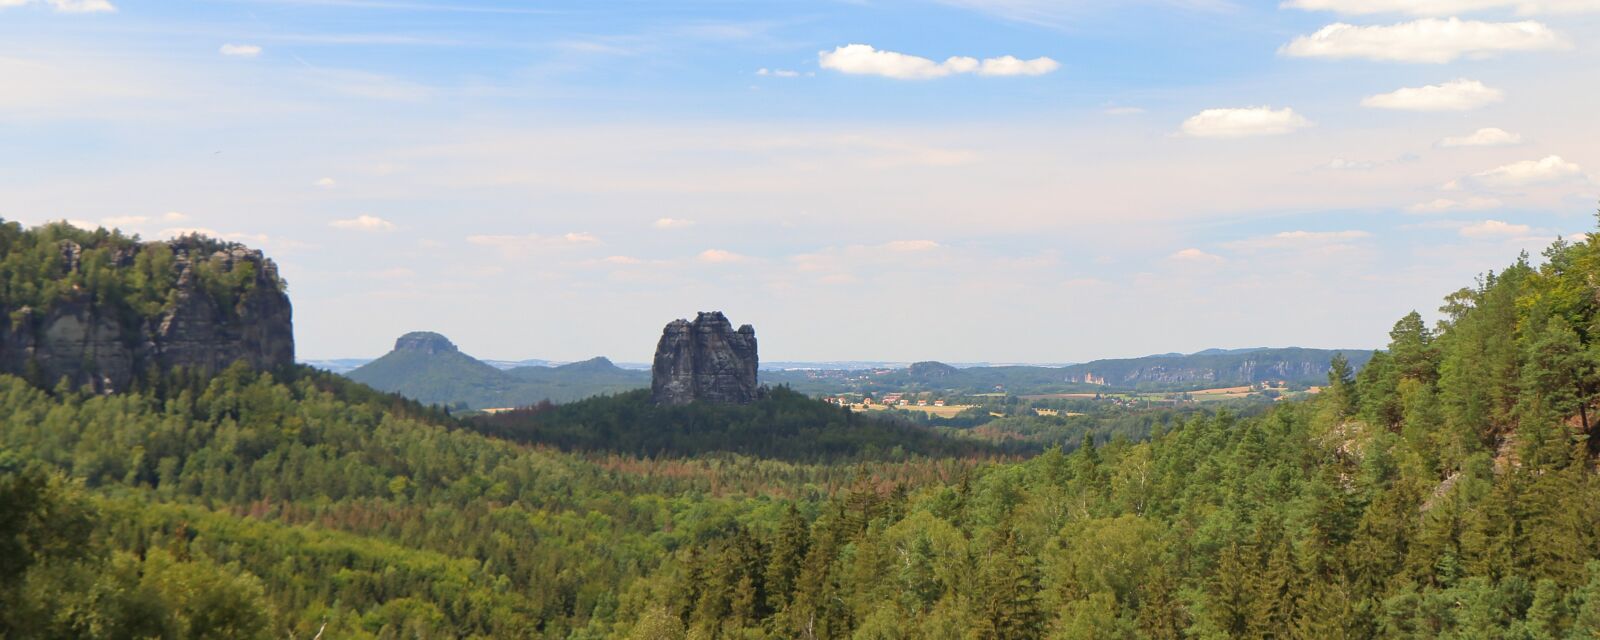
[651,311,759,405]
[909,361,959,378]
[0,237,294,392]
[1058,348,1367,389]
[394,331,458,355]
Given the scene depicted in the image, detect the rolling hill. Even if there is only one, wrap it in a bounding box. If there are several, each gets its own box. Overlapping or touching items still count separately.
[345,331,648,408]
[762,347,1374,396]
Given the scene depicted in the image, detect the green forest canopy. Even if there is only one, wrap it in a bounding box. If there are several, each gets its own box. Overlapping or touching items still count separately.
[8,218,1600,638]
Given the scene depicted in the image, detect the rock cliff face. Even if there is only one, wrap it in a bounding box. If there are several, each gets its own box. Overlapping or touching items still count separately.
[651,311,759,405]
[393,331,458,355]
[1058,348,1366,388]
[0,237,294,392]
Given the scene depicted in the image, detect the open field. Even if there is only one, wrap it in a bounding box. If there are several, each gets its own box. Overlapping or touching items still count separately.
[850,403,975,418]
[1189,385,1253,395]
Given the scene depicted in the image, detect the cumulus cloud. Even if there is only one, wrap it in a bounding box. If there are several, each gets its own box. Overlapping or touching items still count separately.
[698,249,750,263]
[1406,196,1503,213]
[1463,155,1585,189]
[219,44,262,58]
[1170,248,1225,263]
[653,217,695,229]
[756,68,803,78]
[817,44,1058,79]
[330,215,396,232]
[1282,0,1600,15]
[1437,127,1523,148]
[153,227,276,248]
[1361,79,1502,111]
[162,211,188,222]
[1460,219,1532,237]
[1281,18,1567,63]
[1,0,116,12]
[880,240,941,252]
[977,55,1061,76]
[100,215,148,227]
[1179,106,1311,138]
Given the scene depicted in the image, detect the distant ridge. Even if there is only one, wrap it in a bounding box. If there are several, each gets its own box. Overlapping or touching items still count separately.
[762,347,1373,395]
[346,332,647,408]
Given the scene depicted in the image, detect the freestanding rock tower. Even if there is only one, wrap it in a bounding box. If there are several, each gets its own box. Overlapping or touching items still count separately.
[651,311,759,405]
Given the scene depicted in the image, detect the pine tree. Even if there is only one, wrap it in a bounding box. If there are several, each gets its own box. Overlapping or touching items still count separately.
[1249,530,1302,636]
[1326,352,1358,416]
[976,525,1044,640]
[1207,542,1255,638]
[765,504,810,614]
[1291,577,1353,640]
[1135,566,1188,640]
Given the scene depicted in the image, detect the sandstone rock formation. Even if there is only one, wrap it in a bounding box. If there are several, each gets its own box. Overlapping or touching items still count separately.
[393,331,459,355]
[651,311,759,405]
[0,237,294,392]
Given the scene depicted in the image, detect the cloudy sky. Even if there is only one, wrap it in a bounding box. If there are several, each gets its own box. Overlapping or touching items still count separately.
[3,0,1598,363]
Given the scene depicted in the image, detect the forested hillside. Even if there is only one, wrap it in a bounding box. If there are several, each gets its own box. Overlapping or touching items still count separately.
[9,223,1600,638]
[346,332,647,409]
[473,387,1009,461]
[764,348,1372,397]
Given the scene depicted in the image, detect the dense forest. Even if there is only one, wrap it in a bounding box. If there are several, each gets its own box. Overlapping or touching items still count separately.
[9,219,1600,638]
[473,387,1011,461]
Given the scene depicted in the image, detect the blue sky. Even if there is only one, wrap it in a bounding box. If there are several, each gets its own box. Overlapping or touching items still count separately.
[3,0,1598,363]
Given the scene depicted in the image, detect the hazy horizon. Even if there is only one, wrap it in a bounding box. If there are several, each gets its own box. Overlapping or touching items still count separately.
[303,334,1377,369]
[4,0,1597,362]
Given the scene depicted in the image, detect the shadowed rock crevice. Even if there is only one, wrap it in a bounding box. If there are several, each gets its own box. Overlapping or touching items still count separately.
[651,311,758,405]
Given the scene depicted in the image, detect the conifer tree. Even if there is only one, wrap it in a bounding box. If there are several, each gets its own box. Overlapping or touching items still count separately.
[976,525,1044,640]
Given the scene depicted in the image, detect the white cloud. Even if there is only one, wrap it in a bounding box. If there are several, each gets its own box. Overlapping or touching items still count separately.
[653,217,695,229]
[219,44,263,58]
[330,215,397,232]
[1405,196,1502,213]
[1437,127,1523,148]
[314,177,337,188]
[1,0,117,12]
[1460,219,1532,237]
[1179,106,1311,138]
[101,215,148,227]
[698,249,750,263]
[1361,79,1502,111]
[977,55,1061,76]
[817,44,1058,80]
[467,232,599,254]
[1170,248,1225,263]
[153,227,274,248]
[756,68,802,78]
[880,240,942,252]
[162,211,188,222]
[50,0,112,11]
[1282,0,1600,15]
[1281,18,1567,63]
[1466,155,1584,188]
